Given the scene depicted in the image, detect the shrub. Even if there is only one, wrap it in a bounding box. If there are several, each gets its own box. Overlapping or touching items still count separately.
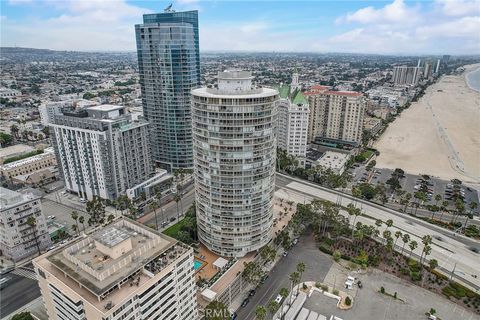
[303,283,308,290]
[394,292,397,299]
[380,286,385,294]
[321,285,328,292]
[333,250,341,262]
[345,296,352,306]
[319,245,333,255]
[333,289,339,295]
[315,282,321,288]
[410,271,422,281]
[400,268,409,275]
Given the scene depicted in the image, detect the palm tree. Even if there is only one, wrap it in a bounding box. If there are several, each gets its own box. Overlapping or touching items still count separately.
[421,245,432,266]
[279,287,289,319]
[149,201,159,230]
[464,202,478,230]
[78,216,86,231]
[174,193,181,221]
[374,219,382,237]
[268,300,279,317]
[296,262,306,295]
[409,240,418,257]
[382,230,391,245]
[10,124,19,139]
[403,193,412,212]
[71,211,79,235]
[107,214,115,223]
[26,216,41,256]
[71,224,78,235]
[385,219,393,230]
[439,200,449,221]
[394,231,402,248]
[255,305,267,320]
[288,271,300,306]
[401,233,410,254]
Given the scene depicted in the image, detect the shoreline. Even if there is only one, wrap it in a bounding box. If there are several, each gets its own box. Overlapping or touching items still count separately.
[374,64,480,185]
[465,64,480,93]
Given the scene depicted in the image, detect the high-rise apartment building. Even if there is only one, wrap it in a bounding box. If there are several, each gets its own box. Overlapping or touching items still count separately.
[50,104,152,201]
[0,187,52,262]
[135,10,200,171]
[392,66,423,86]
[277,72,309,160]
[306,85,365,146]
[33,218,197,320]
[191,70,278,257]
[39,100,98,126]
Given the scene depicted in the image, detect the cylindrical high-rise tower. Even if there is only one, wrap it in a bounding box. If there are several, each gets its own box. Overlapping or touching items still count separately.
[191,70,278,257]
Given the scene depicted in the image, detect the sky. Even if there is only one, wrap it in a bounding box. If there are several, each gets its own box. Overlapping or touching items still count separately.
[1,0,479,55]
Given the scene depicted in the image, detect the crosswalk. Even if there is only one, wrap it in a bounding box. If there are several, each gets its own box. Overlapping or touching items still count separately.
[11,267,37,281]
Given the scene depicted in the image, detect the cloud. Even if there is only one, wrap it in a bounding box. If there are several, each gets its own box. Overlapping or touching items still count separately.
[331,0,480,54]
[435,0,480,17]
[337,0,420,24]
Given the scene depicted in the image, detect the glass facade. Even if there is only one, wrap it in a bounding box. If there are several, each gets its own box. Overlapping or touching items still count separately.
[135,11,200,170]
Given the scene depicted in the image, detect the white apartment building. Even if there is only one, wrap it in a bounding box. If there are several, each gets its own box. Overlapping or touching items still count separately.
[50,104,152,201]
[39,99,98,126]
[191,70,278,257]
[306,85,366,146]
[33,218,197,320]
[277,73,310,162]
[0,187,52,262]
[392,66,423,86]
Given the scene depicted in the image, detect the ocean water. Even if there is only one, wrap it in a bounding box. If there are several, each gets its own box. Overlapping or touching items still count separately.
[466,67,480,92]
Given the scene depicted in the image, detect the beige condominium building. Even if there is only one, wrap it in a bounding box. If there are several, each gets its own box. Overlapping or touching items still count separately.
[0,147,56,180]
[33,218,197,320]
[191,70,278,258]
[305,85,365,147]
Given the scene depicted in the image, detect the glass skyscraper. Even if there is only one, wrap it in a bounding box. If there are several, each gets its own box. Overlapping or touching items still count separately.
[135,10,200,170]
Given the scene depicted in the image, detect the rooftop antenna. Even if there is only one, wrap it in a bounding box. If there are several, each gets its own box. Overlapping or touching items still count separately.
[164,3,174,12]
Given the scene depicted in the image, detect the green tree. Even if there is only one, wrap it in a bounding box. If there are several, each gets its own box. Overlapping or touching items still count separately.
[255,305,267,320]
[71,211,79,235]
[408,240,418,257]
[0,132,13,146]
[288,271,300,305]
[394,230,402,248]
[428,259,438,270]
[10,124,19,139]
[268,300,279,316]
[242,261,263,286]
[296,262,306,294]
[174,193,182,222]
[78,215,86,231]
[401,233,410,254]
[260,245,276,265]
[11,312,34,320]
[86,197,106,225]
[26,216,41,256]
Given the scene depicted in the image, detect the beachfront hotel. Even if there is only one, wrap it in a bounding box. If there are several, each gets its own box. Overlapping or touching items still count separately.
[191,70,278,257]
[33,218,197,320]
[305,85,365,147]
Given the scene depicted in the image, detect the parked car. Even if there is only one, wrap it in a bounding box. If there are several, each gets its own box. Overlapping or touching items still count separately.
[241,298,250,308]
[274,294,283,304]
[47,215,56,220]
[79,198,87,203]
[249,289,256,297]
[0,266,14,276]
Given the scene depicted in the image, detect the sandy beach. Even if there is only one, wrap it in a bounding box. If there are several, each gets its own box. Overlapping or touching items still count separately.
[375,64,480,184]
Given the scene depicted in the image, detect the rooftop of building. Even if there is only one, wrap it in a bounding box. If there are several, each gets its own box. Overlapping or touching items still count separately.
[0,187,37,209]
[35,218,190,311]
[278,84,308,106]
[304,85,363,97]
[0,148,55,170]
[87,104,124,112]
[315,151,350,170]
[217,70,253,80]
[0,144,36,161]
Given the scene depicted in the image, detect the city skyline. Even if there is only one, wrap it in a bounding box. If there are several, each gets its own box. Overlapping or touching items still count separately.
[1,0,479,55]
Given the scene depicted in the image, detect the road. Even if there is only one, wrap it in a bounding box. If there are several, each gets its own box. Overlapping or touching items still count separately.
[236,231,333,320]
[0,268,40,318]
[138,184,195,229]
[276,173,480,291]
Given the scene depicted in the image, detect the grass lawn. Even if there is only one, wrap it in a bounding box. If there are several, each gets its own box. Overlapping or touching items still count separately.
[163,218,186,238]
[361,150,374,159]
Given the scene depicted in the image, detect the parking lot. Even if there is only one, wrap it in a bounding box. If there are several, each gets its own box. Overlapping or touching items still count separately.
[304,268,478,320]
[350,166,479,214]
